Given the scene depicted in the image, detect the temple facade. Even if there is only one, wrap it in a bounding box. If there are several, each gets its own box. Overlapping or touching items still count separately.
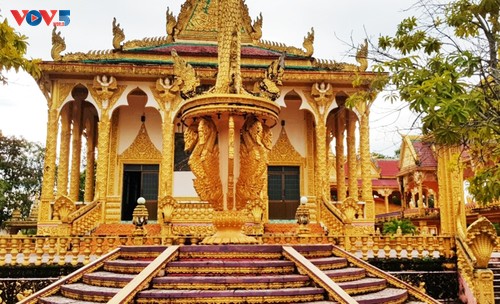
[36,0,379,238]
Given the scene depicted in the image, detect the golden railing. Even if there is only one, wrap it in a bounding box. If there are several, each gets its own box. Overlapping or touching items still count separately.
[331,244,441,304]
[320,198,345,236]
[0,234,457,267]
[344,234,455,259]
[67,201,102,235]
[0,235,172,267]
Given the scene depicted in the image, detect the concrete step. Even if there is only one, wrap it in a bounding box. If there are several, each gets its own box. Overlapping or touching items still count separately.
[308,256,348,270]
[103,258,151,274]
[337,277,387,295]
[165,259,296,275]
[324,267,366,282]
[136,287,326,303]
[60,283,121,302]
[39,295,103,304]
[351,287,408,304]
[82,271,136,288]
[152,274,310,290]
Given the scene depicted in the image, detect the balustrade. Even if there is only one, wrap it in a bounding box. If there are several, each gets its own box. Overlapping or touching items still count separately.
[0,234,455,267]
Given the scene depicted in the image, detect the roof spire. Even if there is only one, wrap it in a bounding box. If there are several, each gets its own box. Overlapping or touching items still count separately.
[214,0,243,94]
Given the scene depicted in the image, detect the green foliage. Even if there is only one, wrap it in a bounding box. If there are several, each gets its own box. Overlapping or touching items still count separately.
[0,14,41,84]
[374,0,500,204]
[0,133,44,226]
[382,218,416,235]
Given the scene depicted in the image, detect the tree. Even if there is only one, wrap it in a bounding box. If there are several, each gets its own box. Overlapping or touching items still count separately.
[382,218,417,235]
[0,132,44,226]
[0,13,40,84]
[373,0,500,204]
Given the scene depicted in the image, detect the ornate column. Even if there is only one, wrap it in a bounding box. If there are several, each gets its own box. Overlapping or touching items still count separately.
[357,101,374,221]
[56,105,72,196]
[69,100,83,202]
[437,145,465,235]
[151,77,183,200]
[379,188,392,213]
[38,82,73,232]
[414,171,424,212]
[310,83,335,202]
[89,76,126,203]
[335,108,346,202]
[346,111,358,200]
[84,117,96,202]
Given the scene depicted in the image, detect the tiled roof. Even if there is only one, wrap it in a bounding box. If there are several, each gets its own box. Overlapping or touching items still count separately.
[128,43,287,59]
[411,139,437,168]
[376,159,399,177]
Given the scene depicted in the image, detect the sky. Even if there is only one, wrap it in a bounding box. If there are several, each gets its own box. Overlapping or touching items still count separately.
[0,0,421,157]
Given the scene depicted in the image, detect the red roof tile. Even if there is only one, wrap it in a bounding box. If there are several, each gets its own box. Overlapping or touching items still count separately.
[411,140,437,167]
[376,159,399,177]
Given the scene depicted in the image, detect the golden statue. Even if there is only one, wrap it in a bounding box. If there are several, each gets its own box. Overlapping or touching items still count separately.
[236,116,272,210]
[112,17,125,50]
[184,117,223,210]
[51,26,66,61]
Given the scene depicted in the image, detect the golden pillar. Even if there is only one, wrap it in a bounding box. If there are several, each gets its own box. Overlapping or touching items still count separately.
[358,102,374,220]
[152,77,184,199]
[89,76,126,203]
[315,122,330,202]
[39,83,72,225]
[437,145,465,235]
[57,105,71,196]
[347,111,358,200]
[413,171,423,209]
[335,108,346,202]
[69,100,83,202]
[379,188,392,213]
[95,118,110,202]
[310,82,334,203]
[84,117,96,202]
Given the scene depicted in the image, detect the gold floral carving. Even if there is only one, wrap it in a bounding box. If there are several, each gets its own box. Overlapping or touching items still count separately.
[170,201,214,222]
[268,127,305,165]
[112,18,125,50]
[52,195,76,222]
[119,124,162,161]
[311,82,333,116]
[184,117,223,210]
[236,116,272,210]
[172,224,215,235]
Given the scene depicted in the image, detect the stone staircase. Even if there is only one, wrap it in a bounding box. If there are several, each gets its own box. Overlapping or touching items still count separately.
[20,244,437,304]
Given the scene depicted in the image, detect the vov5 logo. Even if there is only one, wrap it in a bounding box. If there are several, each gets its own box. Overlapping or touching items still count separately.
[11,10,70,26]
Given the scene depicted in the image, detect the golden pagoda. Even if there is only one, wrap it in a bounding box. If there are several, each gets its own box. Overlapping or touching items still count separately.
[3,1,499,303]
[35,0,378,239]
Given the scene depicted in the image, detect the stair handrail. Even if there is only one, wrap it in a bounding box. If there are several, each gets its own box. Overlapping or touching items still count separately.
[283,246,358,304]
[17,247,121,304]
[67,200,101,223]
[68,200,103,235]
[320,197,346,235]
[331,244,441,304]
[108,245,180,304]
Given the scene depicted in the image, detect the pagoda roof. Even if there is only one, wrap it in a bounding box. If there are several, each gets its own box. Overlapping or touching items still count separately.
[398,135,437,176]
[375,159,400,178]
[43,0,369,75]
